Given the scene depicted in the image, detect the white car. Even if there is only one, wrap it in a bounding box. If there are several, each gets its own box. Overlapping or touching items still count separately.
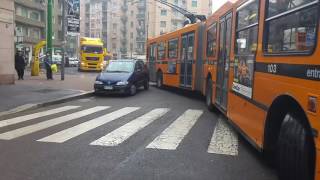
[69,57,79,67]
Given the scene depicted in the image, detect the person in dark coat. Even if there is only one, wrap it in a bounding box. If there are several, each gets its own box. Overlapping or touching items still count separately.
[44,52,53,80]
[15,51,26,80]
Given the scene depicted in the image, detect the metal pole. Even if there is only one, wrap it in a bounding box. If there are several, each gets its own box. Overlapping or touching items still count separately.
[47,0,53,59]
[61,0,66,80]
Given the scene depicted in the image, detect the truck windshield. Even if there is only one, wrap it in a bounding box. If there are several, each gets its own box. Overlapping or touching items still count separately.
[81,46,103,54]
[105,61,135,73]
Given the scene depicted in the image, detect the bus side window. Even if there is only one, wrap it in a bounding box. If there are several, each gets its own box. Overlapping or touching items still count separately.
[264,0,318,54]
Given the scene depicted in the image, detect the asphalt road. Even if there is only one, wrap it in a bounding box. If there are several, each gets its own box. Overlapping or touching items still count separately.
[0,86,278,180]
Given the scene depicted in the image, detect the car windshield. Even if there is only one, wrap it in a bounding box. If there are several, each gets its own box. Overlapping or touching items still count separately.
[105,61,135,73]
[81,46,103,54]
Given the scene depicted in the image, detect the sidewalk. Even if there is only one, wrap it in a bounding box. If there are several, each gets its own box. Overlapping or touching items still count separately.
[0,70,96,114]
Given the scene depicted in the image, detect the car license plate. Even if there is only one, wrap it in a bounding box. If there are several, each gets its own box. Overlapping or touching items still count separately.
[104,86,113,90]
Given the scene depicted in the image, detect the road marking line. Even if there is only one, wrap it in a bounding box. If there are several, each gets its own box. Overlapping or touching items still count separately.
[0,106,109,140]
[146,109,203,150]
[207,118,238,156]
[37,107,140,143]
[90,108,170,146]
[0,106,80,128]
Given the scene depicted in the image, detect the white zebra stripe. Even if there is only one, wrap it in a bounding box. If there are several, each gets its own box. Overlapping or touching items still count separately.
[0,106,80,128]
[0,106,109,140]
[146,109,203,150]
[90,108,170,146]
[37,107,140,143]
[207,118,238,156]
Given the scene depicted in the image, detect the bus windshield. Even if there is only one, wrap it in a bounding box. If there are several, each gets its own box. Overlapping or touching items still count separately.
[81,46,103,54]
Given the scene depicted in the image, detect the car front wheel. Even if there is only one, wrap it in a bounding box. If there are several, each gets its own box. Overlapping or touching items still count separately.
[129,84,137,96]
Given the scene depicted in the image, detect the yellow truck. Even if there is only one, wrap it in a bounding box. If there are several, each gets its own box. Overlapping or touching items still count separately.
[79,37,108,71]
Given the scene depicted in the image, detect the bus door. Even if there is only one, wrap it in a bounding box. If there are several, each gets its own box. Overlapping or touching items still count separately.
[148,43,157,82]
[216,12,232,110]
[180,32,195,89]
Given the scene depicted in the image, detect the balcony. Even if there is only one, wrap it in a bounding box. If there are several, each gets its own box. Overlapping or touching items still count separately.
[136,14,145,19]
[120,16,128,24]
[136,2,146,9]
[15,36,41,44]
[136,37,146,42]
[15,15,45,28]
[120,28,127,36]
[136,26,145,33]
[15,0,45,11]
[121,5,128,12]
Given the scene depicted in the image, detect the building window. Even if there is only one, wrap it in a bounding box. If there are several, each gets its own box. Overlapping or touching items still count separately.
[161,9,167,16]
[160,21,166,28]
[131,32,133,38]
[20,6,28,17]
[29,11,40,21]
[58,31,63,40]
[192,0,197,7]
[131,21,134,27]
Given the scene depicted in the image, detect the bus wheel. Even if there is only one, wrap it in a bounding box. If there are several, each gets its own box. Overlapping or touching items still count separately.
[206,78,214,110]
[156,72,163,88]
[277,112,314,180]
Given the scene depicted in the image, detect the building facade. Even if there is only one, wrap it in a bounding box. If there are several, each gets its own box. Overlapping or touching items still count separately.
[14,0,64,65]
[0,0,15,84]
[14,0,46,64]
[80,0,148,58]
[147,0,212,37]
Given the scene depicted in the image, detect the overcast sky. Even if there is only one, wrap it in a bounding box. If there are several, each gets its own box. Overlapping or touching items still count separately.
[212,0,230,12]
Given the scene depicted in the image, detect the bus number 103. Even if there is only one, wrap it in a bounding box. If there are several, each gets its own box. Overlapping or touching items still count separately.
[267,64,277,74]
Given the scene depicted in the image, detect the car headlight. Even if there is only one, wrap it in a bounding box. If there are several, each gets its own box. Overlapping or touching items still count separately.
[95,80,103,85]
[81,62,85,65]
[116,81,128,85]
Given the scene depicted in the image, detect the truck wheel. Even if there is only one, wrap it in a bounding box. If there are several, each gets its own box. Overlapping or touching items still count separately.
[206,78,214,110]
[277,112,315,180]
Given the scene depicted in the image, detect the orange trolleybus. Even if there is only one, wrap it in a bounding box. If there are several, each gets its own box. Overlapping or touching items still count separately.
[146,0,320,179]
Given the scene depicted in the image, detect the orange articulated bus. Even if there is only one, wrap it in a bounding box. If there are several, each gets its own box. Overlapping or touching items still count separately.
[147,0,320,179]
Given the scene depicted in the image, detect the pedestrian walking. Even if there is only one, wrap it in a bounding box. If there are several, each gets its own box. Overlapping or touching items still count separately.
[44,52,53,80]
[15,51,26,80]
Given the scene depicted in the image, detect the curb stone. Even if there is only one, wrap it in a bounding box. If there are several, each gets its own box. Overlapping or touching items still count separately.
[0,91,94,117]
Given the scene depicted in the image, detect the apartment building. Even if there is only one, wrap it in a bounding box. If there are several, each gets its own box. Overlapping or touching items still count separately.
[0,0,15,84]
[148,0,212,37]
[80,0,147,58]
[14,0,64,64]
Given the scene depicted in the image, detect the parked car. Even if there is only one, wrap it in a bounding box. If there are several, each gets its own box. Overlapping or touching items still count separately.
[94,59,149,96]
[69,57,79,67]
[52,54,62,65]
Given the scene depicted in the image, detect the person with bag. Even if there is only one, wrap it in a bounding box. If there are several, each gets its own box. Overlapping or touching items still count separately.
[15,51,26,80]
[44,52,53,80]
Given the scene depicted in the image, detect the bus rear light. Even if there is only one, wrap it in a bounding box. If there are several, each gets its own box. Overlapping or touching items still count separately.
[307,96,317,113]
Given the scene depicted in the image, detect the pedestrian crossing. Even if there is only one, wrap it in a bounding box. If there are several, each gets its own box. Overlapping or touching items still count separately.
[0,105,238,156]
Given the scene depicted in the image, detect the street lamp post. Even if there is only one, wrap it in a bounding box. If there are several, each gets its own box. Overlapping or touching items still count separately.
[47,0,53,59]
[61,0,66,81]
